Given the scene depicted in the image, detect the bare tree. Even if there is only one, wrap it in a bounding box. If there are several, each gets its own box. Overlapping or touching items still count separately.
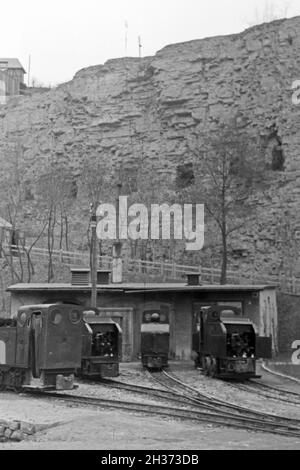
[0,142,27,283]
[0,141,50,285]
[118,153,170,266]
[246,0,291,26]
[81,158,111,209]
[36,165,75,281]
[31,77,47,88]
[80,158,112,267]
[21,223,48,282]
[189,124,263,284]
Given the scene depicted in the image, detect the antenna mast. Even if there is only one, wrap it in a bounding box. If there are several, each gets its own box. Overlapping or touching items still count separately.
[124,20,128,56]
[27,54,31,87]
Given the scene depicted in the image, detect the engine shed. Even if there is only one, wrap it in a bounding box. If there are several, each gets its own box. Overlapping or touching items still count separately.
[7,278,277,362]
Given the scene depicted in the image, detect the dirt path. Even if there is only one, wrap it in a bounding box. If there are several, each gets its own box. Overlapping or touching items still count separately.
[1,407,300,450]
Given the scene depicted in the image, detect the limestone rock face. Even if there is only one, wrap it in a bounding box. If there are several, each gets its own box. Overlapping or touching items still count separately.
[1,17,300,279]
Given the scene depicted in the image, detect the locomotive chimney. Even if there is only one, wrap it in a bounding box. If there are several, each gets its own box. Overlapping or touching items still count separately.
[186,272,201,286]
[112,241,123,283]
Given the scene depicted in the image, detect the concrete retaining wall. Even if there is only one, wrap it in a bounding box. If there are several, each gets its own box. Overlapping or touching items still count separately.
[277,292,300,353]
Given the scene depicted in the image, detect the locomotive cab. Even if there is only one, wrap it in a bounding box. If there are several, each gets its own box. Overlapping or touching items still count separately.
[141,309,170,370]
[0,304,84,391]
[19,304,83,389]
[192,305,272,379]
[80,309,122,377]
[219,318,257,377]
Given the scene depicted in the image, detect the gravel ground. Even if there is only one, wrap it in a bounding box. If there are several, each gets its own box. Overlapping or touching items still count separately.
[0,361,299,450]
[1,408,300,450]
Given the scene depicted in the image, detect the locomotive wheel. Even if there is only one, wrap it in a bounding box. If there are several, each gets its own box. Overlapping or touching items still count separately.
[0,370,5,391]
[208,357,217,378]
[202,356,217,377]
[203,356,211,376]
[12,369,24,392]
[201,356,206,373]
[7,368,19,391]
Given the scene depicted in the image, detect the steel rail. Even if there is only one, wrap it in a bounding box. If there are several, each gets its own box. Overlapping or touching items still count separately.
[159,370,300,431]
[26,389,300,438]
[81,377,202,408]
[248,380,300,398]
[98,376,300,426]
[227,380,300,406]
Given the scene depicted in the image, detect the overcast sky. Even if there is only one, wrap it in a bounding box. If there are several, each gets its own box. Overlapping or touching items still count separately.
[2,0,300,86]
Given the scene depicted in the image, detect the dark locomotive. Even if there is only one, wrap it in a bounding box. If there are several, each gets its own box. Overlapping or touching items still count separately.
[80,308,122,378]
[192,305,272,379]
[141,309,170,370]
[0,304,83,391]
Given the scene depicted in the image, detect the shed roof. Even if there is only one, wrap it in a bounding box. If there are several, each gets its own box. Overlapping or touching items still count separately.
[7,282,277,293]
[0,58,26,73]
[18,303,84,309]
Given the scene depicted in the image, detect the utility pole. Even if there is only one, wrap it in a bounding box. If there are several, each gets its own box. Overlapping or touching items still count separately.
[115,181,122,241]
[90,203,97,308]
[138,36,142,58]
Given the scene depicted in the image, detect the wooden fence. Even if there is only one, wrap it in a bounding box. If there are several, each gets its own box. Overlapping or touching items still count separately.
[2,243,300,295]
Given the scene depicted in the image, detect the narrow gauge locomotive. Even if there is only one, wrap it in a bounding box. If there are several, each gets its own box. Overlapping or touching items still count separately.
[0,304,83,391]
[80,309,122,378]
[192,305,272,379]
[141,309,170,370]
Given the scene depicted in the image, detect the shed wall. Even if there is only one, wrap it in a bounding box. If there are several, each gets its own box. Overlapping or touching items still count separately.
[9,287,277,361]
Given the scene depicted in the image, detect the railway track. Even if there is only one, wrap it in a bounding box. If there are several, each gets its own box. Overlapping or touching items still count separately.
[92,375,300,422]
[248,380,300,399]
[227,380,300,405]
[81,375,289,422]
[27,386,300,438]
[93,374,300,433]
[86,377,205,409]
[147,369,300,437]
[158,370,300,422]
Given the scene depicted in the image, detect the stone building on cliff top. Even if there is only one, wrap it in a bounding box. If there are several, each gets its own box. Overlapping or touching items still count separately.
[0,58,26,104]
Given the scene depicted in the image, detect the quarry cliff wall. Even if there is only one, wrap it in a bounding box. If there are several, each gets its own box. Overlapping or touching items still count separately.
[1,16,300,281]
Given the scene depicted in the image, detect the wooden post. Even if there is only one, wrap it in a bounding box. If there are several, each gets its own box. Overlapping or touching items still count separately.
[160,261,164,278]
[172,261,176,279]
[198,265,202,284]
